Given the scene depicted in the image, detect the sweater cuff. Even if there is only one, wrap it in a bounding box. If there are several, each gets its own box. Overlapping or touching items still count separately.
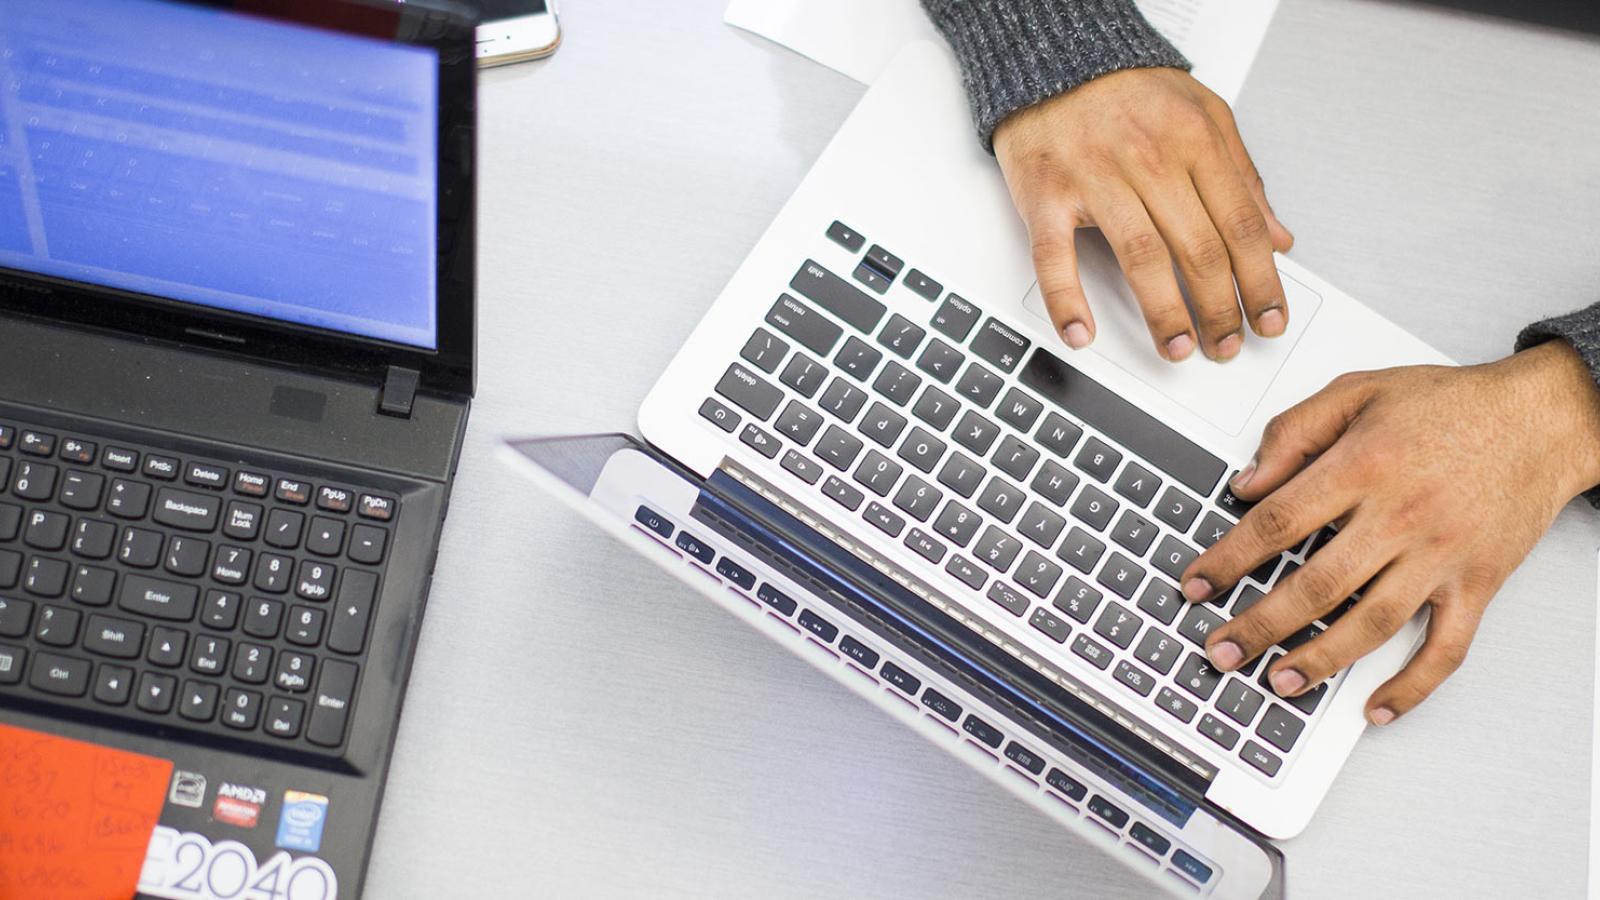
[1515,301,1600,507]
[922,0,1191,150]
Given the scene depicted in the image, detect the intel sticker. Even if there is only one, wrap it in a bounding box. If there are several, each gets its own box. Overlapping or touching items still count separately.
[275,790,329,853]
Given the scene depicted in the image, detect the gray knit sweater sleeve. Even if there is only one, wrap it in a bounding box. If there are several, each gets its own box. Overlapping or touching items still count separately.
[919,0,1190,149]
[1515,302,1600,506]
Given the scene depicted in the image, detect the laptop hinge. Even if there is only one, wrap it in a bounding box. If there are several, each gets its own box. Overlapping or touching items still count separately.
[378,365,421,419]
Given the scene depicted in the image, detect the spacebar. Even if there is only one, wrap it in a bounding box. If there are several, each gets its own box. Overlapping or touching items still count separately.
[1018,349,1227,498]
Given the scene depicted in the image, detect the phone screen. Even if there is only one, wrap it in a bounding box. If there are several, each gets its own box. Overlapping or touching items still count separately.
[463,0,548,22]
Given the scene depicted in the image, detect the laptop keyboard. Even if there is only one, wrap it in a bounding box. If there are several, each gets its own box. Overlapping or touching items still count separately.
[0,417,396,757]
[696,220,1355,782]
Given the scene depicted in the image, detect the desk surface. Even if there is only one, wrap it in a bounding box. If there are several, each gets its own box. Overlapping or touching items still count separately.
[365,1,1600,896]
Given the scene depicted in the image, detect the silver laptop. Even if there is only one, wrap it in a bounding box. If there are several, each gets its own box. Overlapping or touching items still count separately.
[507,41,1450,897]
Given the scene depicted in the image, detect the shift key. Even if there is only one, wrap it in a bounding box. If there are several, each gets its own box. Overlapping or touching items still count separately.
[789,260,886,333]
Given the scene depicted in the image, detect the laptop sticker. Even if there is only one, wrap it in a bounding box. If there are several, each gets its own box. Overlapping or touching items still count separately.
[211,782,267,829]
[168,770,208,809]
[0,721,173,900]
[275,790,330,854]
[138,826,339,900]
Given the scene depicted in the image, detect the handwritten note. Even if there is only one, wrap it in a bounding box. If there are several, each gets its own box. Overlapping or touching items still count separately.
[0,722,173,900]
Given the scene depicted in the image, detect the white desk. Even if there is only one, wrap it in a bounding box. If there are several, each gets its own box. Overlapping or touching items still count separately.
[365,1,1600,896]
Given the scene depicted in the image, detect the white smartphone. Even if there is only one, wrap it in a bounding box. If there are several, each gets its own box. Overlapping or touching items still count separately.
[468,0,561,67]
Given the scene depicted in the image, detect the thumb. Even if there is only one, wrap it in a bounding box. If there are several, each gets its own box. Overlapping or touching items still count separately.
[1233,372,1375,499]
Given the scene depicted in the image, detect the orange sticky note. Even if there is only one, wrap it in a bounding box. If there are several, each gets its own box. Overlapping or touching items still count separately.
[0,722,173,900]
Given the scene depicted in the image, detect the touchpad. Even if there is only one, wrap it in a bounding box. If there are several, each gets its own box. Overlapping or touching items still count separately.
[1022,231,1322,436]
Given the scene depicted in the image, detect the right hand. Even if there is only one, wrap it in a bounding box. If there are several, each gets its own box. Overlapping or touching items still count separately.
[993,67,1294,362]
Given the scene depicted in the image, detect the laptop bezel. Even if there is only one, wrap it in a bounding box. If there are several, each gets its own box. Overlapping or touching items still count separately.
[0,0,478,398]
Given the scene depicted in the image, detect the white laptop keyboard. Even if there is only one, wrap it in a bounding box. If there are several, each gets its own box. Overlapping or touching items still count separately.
[695,220,1357,783]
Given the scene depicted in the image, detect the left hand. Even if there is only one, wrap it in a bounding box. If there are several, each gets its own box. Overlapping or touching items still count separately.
[1178,341,1600,725]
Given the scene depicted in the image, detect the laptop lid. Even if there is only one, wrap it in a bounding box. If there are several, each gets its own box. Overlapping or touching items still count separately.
[503,433,1285,899]
[0,0,477,397]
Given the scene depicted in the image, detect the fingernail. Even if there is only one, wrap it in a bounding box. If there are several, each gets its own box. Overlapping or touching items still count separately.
[1369,707,1395,726]
[1216,332,1243,361]
[1064,321,1092,349]
[1232,457,1257,490]
[1270,668,1306,696]
[1165,333,1195,361]
[1181,577,1212,602]
[1208,640,1243,671]
[1257,306,1286,337]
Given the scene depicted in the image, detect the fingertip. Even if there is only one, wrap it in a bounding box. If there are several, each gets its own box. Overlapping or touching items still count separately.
[1164,333,1196,362]
[1254,306,1286,338]
[1214,332,1243,362]
[1063,320,1093,349]
[1367,706,1396,726]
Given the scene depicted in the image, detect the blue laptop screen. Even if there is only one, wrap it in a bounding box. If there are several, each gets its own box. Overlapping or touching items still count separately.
[0,0,440,349]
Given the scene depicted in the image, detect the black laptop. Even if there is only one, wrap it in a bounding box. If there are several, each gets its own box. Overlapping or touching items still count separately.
[0,0,475,895]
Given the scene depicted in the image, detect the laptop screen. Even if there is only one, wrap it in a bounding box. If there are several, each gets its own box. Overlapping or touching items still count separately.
[0,0,441,349]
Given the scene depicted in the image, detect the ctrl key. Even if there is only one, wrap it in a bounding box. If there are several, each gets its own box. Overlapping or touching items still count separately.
[306,659,359,747]
[28,651,88,695]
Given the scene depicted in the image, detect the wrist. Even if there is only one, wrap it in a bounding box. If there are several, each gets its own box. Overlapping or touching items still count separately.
[1510,340,1600,499]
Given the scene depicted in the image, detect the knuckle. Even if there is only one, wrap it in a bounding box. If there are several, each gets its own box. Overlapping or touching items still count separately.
[1117,229,1168,271]
[1436,639,1469,675]
[1183,235,1230,274]
[1359,600,1408,641]
[1292,563,1347,610]
[1196,300,1243,335]
[1222,204,1270,245]
[1246,500,1298,544]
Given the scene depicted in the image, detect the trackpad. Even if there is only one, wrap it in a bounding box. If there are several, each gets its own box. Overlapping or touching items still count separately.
[1022,231,1322,436]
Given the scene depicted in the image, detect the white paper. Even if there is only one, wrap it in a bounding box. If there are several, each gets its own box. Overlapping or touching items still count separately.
[724,0,1278,106]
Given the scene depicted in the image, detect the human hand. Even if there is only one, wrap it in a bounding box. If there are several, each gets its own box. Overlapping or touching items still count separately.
[1178,341,1600,724]
[993,67,1293,362]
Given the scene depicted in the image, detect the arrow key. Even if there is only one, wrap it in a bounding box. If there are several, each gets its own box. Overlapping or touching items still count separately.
[179,680,220,722]
[136,670,176,713]
[93,663,132,705]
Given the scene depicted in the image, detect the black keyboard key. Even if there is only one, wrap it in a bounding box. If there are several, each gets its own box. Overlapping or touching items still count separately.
[953,410,1000,456]
[974,526,1022,572]
[859,403,907,448]
[143,455,180,481]
[1071,633,1113,670]
[1002,741,1046,775]
[914,338,965,384]
[1093,602,1141,649]
[13,461,57,501]
[34,605,79,647]
[975,477,1025,524]
[944,554,986,590]
[119,527,162,568]
[877,315,926,359]
[59,470,104,511]
[774,402,821,446]
[1088,794,1130,829]
[189,635,228,675]
[880,662,921,696]
[864,245,904,278]
[780,353,828,398]
[1109,510,1157,557]
[1070,485,1118,531]
[995,390,1043,434]
[1231,585,1266,618]
[93,663,131,704]
[1020,350,1227,497]
[1256,704,1307,752]
[835,336,883,381]
[840,636,879,668]
[1113,660,1158,697]
[930,294,981,342]
[1056,527,1105,574]
[819,379,868,423]
[934,501,982,548]
[24,509,69,551]
[1216,477,1256,518]
[852,450,903,497]
[798,608,838,643]
[825,220,865,252]
[1135,579,1182,626]
[151,488,221,532]
[1035,414,1083,459]
[30,651,89,696]
[1177,605,1223,647]
[781,450,823,485]
[136,671,177,713]
[0,645,20,684]
[223,502,261,540]
[222,687,262,730]
[24,557,69,597]
[1198,713,1241,750]
[1172,849,1214,884]
[71,519,115,560]
[1283,679,1328,716]
[148,627,186,667]
[852,260,891,294]
[1053,576,1103,623]
[740,328,790,374]
[821,476,865,511]
[83,614,143,659]
[791,260,886,332]
[815,426,864,470]
[676,531,713,564]
[19,431,55,456]
[180,680,221,722]
[896,428,947,475]
[863,501,905,537]
[1029,606,1072,643]
[265,697,305,737]
[955,363,1003,408]
[233,471,270,497]
[1130,822,1172,857]
[873,362,922,407]
[1073,437,1122,483]
[0,597,31,637]
[1218,677,1265,727]
[1155,686,1198,723]
[920,688,962,722]
[0,550,18,590]
[203,590,242,631]
[904,527,947,563]
[0,425,10,450]
[165,536,210,577]
[985,582,1029,616]
[1154,486,1202,532]
[970,318,1031,374]
[903,268,941,301]
[739,424,781,459]
[767,294,843,357]
[1152,535,1198,581]
[305,519,343,559]
[1045,767,1088,801]
[306,659,358,746]
[715,361,785,422]
[1280,622,1323,653]
[100,446,138,472]
[1015,551,1063,597]
[118,574,198,620]
[1016,502,1066,548]
[1113,462,1160,508]
[1175,652,1222,701]
[1096,552,1145,600]
[1133,629,1183,675]
[1247,553,1283,586]
[962,714,1004,748]
[254,553,293,593]
[348,525,386,566]
[244,598,285,639]
[912,385,959,431]
[233,642,273,683]
[329,570,378,655]
[0,503,16,541]
[1030,460,1079,507]
[936,453,985,499]
[295,560,336,602]
[185,463,228,490]
[992,435,1040,482]
[757,583,798,616]
[1194,511,1233,549]
[1239,740,1282,777]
